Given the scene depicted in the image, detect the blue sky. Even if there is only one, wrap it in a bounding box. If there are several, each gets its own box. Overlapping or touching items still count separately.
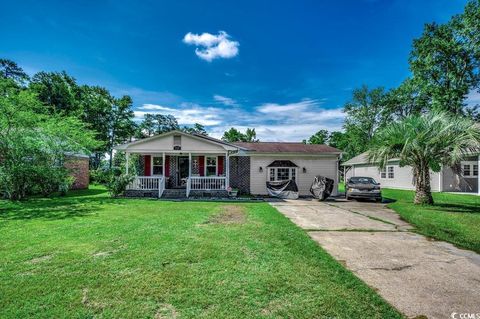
[0,0,470,141]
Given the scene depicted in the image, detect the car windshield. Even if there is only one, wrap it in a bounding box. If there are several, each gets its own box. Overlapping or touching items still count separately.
[349,177,377,184]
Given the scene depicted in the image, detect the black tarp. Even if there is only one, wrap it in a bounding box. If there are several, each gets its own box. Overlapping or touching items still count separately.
[266,180,299,199]
[310,176,334,200]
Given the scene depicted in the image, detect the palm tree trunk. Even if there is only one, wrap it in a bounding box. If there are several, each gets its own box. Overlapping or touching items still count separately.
[414,163,434,205]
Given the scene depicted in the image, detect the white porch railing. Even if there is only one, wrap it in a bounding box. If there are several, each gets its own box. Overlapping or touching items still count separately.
[188,176,227,196]
[127,176,165,197]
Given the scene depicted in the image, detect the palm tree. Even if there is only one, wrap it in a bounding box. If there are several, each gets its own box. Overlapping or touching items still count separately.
[368,112,480,205]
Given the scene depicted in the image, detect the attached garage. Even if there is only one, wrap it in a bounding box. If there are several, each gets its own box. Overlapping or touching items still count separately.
[233,142,341,196]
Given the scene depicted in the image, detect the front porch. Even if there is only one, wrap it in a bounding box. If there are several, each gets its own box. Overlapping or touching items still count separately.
[125,152,231,198]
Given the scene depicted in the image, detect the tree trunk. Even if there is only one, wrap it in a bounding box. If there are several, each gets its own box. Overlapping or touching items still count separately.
[414,164,434,205]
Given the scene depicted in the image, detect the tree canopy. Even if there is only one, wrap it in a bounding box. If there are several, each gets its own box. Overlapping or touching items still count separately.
[222,127,259,142]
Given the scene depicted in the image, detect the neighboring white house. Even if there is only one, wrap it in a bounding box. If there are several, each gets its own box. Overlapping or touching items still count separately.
[342,152,480,195]
[114,130,342,198]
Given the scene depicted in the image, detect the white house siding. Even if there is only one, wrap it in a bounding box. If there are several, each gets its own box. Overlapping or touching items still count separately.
[249,155,339,196]
[126,134,226,152]
[345,162,441,192]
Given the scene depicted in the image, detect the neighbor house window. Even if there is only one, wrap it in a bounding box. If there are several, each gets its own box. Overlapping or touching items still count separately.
[268,168,297,182]
[380,167,387,179]
[462,161,478,177]
[152,156,163,175]
[206,156,217,176]
[464,164,471,176]
[387,166,394,179]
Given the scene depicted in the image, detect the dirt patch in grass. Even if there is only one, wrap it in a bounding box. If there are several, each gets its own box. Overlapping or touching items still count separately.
[81,288,106,310]
[205,205,247,225]
[28,254,53,264]
[261,298,292,316]
[154,303,178,319]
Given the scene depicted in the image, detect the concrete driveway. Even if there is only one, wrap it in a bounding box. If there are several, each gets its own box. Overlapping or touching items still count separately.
[269,198,480,319]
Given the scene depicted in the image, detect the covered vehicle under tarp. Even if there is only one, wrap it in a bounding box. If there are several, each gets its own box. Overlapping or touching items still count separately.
[266,180,299,199]
[310,176,334,200]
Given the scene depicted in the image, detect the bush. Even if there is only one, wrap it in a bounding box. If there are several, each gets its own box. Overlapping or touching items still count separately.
[90,168,113,185]
[106,174,134,198]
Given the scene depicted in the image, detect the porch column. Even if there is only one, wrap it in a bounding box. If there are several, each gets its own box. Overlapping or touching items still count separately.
[125,152,129,175]
[225,152,230,189]
[188,152,192,178]
[162,152,165,176]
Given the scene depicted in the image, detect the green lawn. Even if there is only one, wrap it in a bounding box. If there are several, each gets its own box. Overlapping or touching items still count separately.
[383,189,480,253]
[0,186,401,319]
[338,181,345,193]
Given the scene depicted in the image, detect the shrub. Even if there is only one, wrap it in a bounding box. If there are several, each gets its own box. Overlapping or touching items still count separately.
[107,174,134,198]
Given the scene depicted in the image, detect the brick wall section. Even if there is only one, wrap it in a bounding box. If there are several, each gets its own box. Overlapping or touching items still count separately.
[64,156,89,190]
[229,156,250,194]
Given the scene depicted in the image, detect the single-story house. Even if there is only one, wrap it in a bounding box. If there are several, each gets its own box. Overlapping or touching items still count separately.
[114,130,342,198]
[342,152,480,195]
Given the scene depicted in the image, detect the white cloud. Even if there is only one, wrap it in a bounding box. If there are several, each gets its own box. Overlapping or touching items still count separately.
[466,90,480,107]
[213,95,237,106]
[257,99,318,113]
[183,31,239,62]
[134,98,345,142]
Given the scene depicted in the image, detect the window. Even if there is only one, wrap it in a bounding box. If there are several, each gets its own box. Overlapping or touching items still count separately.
[388,166,394,179]
[268,167,297,182]
[152,156,163,175]
[464,164,471,177]
[173,135,181,146]
[206,156,217,176]
[380,167,386,179]
[269,168,275,181]
[462,161,479,177]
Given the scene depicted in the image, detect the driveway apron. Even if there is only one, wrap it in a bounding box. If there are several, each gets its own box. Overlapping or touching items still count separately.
[269,198,480,319]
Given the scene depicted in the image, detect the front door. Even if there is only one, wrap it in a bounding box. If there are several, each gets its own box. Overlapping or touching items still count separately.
[177,156,189,187]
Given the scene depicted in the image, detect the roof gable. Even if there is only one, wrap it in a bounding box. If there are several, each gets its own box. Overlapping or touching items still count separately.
[115,131,240,152]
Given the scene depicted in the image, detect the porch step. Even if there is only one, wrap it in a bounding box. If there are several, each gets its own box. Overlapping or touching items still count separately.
[161,189,187,199]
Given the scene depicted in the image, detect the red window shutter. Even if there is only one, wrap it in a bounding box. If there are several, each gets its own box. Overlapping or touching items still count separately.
[199,156,205,176]
[165,155,170,177]
[144,155,151,176]
[218,156,224,175]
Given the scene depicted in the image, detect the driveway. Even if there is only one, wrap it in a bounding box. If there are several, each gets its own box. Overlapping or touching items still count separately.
[269,198,480,319]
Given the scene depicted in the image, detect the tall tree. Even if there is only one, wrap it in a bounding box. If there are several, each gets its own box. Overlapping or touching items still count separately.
[369,112,480,205]
[108,95,136,168]
[183,123,208,135]
[222,127,258,142]
[0,59,29,85]
[29,71,81,115]
[384,78,428,119]
[222,128,245,142]
[307,129,329,144]
[342,85,389,159]
[327,131,349,151]
[409,22,479,115]
[78,85,114,168]
[137,114,180,138]
[244,128,258,142]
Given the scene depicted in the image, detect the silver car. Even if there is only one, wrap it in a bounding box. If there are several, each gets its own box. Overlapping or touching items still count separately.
[345,176,382,202]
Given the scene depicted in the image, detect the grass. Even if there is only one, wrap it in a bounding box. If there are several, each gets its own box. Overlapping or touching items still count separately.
[0,186,401,319]
[382,189,480,253]
[338,181,345,193]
